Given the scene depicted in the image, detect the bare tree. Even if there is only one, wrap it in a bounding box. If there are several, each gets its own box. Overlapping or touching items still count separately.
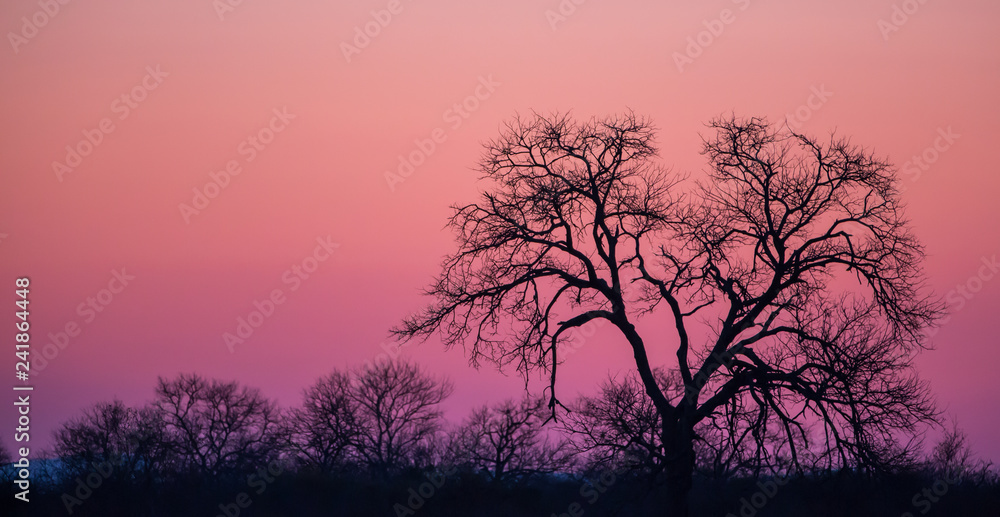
[350,359,452,475]
[929,421,997,486]
[393,112,941,515]
[52,400,169,487]
[446,397,574,485]
[563,371,673,476]
[154,374,279,480]
[284,369,359,475]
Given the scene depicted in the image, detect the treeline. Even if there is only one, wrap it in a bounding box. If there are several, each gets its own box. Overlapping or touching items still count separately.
[1,359,998,516]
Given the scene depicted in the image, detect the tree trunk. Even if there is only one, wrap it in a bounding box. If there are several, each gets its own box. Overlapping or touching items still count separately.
[663,419,696,517]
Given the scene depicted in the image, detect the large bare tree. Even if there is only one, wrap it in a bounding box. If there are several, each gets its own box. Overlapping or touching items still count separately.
[393,112,941,515]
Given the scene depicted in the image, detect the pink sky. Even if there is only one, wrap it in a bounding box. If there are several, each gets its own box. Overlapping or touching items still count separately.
[1,0,998,463]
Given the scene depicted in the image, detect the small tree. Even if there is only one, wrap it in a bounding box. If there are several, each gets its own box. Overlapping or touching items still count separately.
[285,370,359,475]
[447,397,573,485]
[929,421,996,486]
[155,374,279,481]
[563,372,673,476]
[52,400,169,487]
[350,359,452,475]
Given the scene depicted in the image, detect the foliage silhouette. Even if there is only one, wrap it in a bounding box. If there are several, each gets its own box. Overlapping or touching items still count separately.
[0,367,995,516]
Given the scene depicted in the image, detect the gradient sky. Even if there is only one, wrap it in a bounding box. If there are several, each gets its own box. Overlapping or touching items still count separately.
[1,0,998,463]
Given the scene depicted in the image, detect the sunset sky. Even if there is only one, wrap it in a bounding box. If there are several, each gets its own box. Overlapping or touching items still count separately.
[1,0,998,463]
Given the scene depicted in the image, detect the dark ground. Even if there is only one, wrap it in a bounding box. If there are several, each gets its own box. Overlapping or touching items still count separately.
[2,470,998,517]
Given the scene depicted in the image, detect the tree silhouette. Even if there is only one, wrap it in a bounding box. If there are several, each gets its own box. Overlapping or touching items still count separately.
[51,400,170,515]
[393,112,942,515]
[350,359,452,476]
[52,400,169,484]
[154,374,279,481]
[562,370,673,476]
[929,421,997,487]
[446,397,573,485]
[284,369,359,475]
